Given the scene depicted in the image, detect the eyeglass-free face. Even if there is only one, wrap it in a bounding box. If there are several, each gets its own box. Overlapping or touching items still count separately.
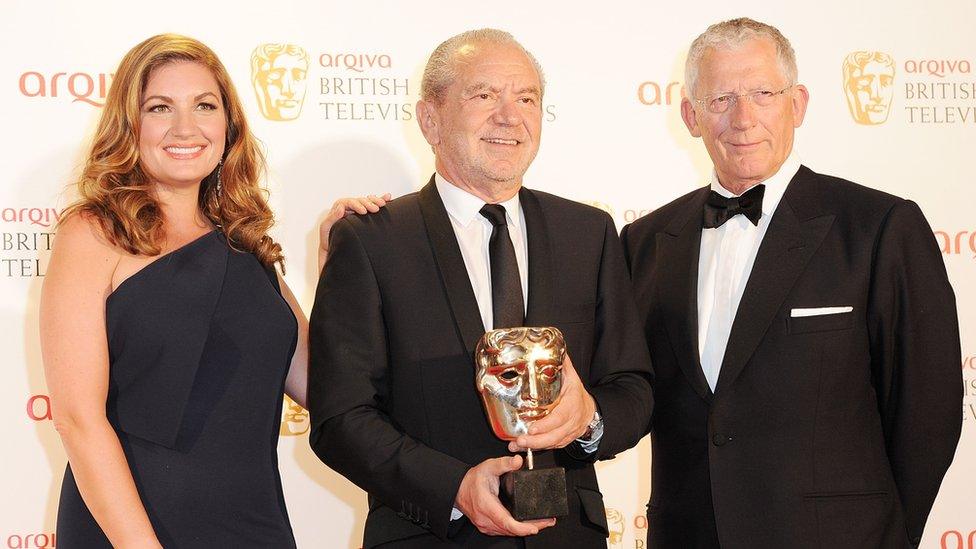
[139,61,227,192]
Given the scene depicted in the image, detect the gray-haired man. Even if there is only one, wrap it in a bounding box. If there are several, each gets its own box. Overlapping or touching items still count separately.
[309,28,653,548]
[622,17,961,548]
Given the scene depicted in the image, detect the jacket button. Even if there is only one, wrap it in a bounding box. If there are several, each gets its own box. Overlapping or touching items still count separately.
[712,433,732,446]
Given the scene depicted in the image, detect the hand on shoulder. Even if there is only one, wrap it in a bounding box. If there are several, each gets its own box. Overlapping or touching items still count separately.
[318,193,391,272]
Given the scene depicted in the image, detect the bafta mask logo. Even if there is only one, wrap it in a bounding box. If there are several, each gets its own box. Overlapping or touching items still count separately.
[843,51,896,125]
[279,394,310,436]
[606,508,625,548]
[582,200,615,217]
[475,327,566,440]
[251,44,309,121]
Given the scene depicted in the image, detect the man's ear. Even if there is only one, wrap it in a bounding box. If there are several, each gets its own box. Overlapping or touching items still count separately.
[416,100,441,146]
[680,97,702,138]
[791,84,810,128]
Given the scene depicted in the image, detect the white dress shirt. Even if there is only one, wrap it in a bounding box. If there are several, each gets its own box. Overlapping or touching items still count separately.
[697,151,801,391]
[435,174,529,330]
[438,174,528,522]
[435,174,601,521]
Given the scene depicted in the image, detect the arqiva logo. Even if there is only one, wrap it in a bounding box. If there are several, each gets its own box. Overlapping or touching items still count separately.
[5,533,56,548]
[19,71,113,107]
[637,81,684,106]
[934,230,976,258]
[26,395,52,422]
[942,530,976,549]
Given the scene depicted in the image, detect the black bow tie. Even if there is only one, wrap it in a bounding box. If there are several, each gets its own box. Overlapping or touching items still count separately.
[703,184,766,229]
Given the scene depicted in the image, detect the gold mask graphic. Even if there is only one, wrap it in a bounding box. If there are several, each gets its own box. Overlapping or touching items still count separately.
[843,51,895,125]
[279,394,310,436]
[475,327,566,441]
[582,200,614,217]
[251,44,309,121]
[605,508,625,548]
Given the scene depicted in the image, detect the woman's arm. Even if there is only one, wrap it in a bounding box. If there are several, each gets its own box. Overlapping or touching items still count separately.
[280,276,309,409]
[284,194,391,407]
[40,214,162,549]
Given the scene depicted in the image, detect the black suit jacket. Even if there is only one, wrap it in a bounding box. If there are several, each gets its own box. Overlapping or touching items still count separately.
[309,179,654,548]
[621,166,962,549]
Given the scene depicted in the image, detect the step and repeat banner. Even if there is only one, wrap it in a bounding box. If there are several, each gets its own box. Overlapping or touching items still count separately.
[2,1,973,547]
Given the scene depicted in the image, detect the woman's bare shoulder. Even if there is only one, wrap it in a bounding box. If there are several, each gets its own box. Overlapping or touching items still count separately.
[52,211,123,276]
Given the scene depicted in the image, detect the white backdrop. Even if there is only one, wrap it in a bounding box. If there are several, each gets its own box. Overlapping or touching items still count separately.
[3,1,974,547]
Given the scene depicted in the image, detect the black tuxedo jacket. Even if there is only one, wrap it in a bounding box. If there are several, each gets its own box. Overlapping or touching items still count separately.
[309,179,653,548]
[621,166,961,549]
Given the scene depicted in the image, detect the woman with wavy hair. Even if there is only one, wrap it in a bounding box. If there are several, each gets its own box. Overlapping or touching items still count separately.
[40,34,386,547]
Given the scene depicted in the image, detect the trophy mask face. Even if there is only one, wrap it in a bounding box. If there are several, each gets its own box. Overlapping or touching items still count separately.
[475,327,566,440]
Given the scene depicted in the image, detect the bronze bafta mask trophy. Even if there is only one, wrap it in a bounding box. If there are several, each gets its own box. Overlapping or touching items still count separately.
[475,327,569,521]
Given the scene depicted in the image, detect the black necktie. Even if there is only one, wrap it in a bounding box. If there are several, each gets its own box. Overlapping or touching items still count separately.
[703,184,766,229]
[480,204,524,329]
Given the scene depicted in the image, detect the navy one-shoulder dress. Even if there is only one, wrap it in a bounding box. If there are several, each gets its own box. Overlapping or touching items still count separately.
[56,231,298,548]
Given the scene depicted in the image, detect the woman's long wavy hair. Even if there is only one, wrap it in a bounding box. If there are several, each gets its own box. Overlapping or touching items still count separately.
[61,34,284,270]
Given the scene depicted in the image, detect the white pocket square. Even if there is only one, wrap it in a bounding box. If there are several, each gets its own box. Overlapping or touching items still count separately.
[791,306,854,318]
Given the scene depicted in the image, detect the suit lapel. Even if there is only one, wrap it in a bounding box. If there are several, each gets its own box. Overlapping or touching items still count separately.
[418,177,486,358]
[657,187,713,403]
[714,166,835,393]
[519,188,555,326]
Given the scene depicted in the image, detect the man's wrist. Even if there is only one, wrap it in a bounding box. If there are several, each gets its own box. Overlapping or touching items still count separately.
[578,409,603,442]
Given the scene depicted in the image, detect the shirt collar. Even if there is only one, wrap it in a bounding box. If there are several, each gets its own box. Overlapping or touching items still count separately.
[435,172,523,230]
[709,149,801,217]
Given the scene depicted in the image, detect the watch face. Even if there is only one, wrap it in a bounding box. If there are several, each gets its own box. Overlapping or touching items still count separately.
[582,411,603,440]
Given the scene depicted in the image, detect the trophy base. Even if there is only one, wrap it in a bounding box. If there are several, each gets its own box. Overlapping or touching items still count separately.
[500,466,569,521]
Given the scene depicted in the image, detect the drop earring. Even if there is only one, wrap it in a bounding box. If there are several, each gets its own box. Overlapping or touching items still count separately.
[215,160,223,199]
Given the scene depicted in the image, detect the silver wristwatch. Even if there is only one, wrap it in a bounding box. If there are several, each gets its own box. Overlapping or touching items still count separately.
[581,409,603,441]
